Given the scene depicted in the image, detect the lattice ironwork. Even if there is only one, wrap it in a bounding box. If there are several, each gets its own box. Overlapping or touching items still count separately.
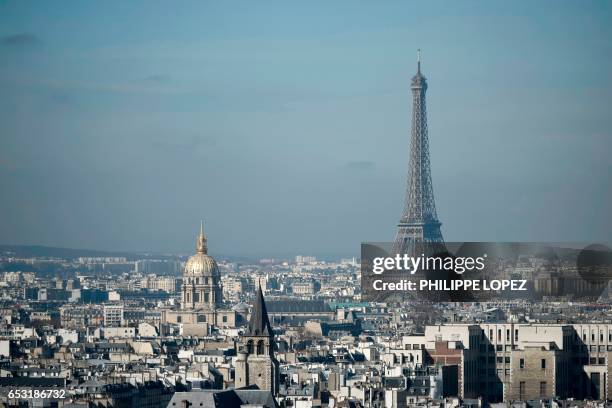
[394,51,443,252]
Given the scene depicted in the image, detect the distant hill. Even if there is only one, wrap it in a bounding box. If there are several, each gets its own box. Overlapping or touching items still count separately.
[0,244,167,261]
[0,244,350,263]
[0,244,255,262]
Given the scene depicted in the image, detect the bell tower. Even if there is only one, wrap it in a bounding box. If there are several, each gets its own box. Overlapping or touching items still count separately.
[235,284,279,395]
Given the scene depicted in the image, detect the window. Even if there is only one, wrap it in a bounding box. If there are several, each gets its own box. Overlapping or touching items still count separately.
[177,316,182,323]
[520,358,525,369]
[591,372,601,398]
[541,359,546,369]
[506,329,510,341]
[519,382,526,400]
[257,340,265,355]
[222,315,228,323]
[498,329,502,341]
[540,381,547,397]
[515,329,519,341]
[204,293,209,303]
[505,357,510,364]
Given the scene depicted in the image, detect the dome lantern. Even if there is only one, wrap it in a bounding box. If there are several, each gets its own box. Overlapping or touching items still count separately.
[196,220,207,254]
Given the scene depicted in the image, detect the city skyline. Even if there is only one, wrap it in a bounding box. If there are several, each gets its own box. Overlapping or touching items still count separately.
[1,3,611,406]
[1,1,611,257]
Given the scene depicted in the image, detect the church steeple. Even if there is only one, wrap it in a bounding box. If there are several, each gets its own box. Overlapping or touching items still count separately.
[236,281,279,395]
[247,282,273,336]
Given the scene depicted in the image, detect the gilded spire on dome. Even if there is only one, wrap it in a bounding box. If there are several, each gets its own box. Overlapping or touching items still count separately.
[196,220,207,254]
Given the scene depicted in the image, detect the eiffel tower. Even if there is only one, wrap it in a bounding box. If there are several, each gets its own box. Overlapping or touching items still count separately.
[393,50,443,254]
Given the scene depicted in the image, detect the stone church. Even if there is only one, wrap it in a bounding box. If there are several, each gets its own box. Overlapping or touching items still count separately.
[162,223,237,332]
[235,285,280,395]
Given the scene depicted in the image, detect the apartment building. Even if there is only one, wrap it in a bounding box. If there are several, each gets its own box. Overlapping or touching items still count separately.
[420,323,610,402]
[103,304,124,327]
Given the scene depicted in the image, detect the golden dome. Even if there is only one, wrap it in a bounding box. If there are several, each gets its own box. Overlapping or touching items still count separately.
[184,221,219,277]
[184,253,219,277]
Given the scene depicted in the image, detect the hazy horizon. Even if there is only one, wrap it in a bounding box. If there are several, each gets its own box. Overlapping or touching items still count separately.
[1,1,611,257]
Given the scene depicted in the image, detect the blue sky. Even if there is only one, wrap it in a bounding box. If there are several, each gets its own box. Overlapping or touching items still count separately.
[0,1,610,257]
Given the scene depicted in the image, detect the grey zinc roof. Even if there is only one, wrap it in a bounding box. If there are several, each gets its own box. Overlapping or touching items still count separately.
[233,389,278,407]
[265,300,331,313]
[167,389,278,408]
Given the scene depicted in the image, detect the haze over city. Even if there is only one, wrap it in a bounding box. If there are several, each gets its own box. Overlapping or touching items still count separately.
[1,1,611,257]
